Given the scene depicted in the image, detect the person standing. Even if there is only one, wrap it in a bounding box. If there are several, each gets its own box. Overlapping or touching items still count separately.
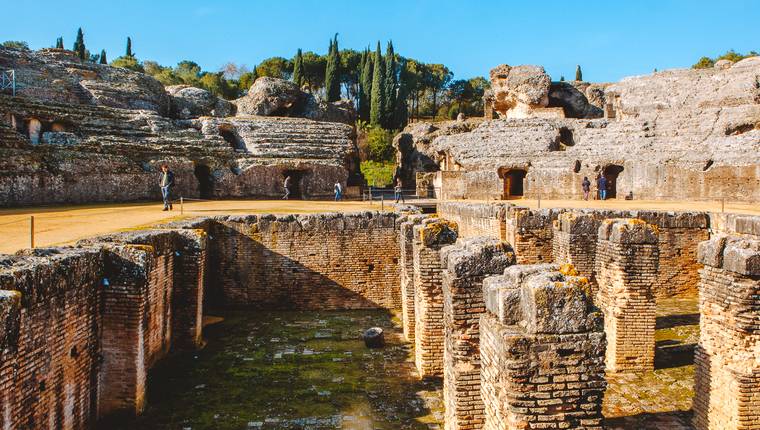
[159,164,175,211]
[394,179,405,203]
[283,175,291,200]
[334,181,343,201]
[582,176,591,201]
[597,175,608,200]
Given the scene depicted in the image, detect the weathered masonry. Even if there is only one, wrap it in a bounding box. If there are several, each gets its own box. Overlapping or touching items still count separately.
[693,234,760,430]
[0,211,402,428]
[413,218,458,378]
[400,214,427,341]
[595,219,659,373]
[480,264,606,430]
[441,237,514,430]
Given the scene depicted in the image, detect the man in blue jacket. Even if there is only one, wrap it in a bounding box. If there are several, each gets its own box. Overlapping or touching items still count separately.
[159,164,175,211]
[597,175,608,200]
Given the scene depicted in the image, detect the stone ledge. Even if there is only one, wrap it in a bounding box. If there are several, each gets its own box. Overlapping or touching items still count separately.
[698,234,760,275]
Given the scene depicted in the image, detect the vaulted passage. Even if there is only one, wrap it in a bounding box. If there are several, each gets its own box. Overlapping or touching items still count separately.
[194,164,214,199]
[500,168,527,199]
[603,164,624,199]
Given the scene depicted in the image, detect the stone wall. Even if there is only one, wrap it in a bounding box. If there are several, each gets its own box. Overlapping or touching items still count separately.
[693,235,760,430]
[504,207,559,264]
[438,171,503,201]
[413,219,458,378]
[441,238,514,430]
[552,212,602,288]
[480,264,606,430]
[207,212,401,310]
[437,201,509,241]
[595,219,659,373]
[400,215,427,341]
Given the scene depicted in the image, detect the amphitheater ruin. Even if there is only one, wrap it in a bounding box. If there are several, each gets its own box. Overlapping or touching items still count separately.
[1,44,759,429]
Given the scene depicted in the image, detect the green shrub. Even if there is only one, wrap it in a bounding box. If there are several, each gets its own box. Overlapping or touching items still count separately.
[110,55,144,73]
[366,127,394,162]
[360,160,396,187]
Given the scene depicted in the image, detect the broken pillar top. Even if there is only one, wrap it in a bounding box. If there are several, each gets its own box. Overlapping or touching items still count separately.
[440,237,516,278]
[415,218,458,247]
[483,263,602,334]
[553,211,603,235]
[698,234,760,276]
[598,218,659,244]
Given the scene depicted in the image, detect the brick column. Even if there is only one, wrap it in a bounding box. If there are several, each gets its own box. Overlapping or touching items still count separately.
[441,237,514,430]
[693,235,760,430]
[400,215,426,342]
[480,264,606,430]
[552,212,601,291]
[171,229,207,351]
[99,245,153,418]
[595,218,659,373]
[503,207,559,264]
[413,219,458,378]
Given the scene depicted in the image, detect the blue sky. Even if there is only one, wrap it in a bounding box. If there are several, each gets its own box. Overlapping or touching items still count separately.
[3,0,759,82]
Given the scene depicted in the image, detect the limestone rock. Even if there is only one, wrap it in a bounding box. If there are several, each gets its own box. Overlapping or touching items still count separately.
[167,85,234,119]
[548,81,604,119]
[489,64,551,118]
[233,77,304,116]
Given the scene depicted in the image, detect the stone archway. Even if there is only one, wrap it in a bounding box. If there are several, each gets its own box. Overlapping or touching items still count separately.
[603,164,624,199]
[27,118,42,144]
[194,164,214,199]
[499,168,527,199]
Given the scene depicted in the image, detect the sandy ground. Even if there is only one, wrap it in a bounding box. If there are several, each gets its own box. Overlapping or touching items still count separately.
[1,197,758,255]
[0,199,381,254]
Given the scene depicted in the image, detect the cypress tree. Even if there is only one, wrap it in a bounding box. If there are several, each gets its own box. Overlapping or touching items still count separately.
[575,65,582,81]
[325,34,341,102]
[560,75,565,81]
[369,42,385,127]
[126,37,133,57]
[394,60,410,129]
[360,48,373,122]
[100,49,107,64]
[292,48,304,88]
[73,28,86,60]
[55,37,64,49]
[383,41,397,128]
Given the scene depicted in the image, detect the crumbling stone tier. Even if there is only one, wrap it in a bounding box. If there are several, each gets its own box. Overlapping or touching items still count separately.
[480,264,606,430]
[693,234,760,430]
[595,218,659,373]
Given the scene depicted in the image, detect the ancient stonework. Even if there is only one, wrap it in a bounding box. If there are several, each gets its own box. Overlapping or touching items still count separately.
[595,219,659,373]
[440,237,514,430]
[480,264,606,430]
[413,218,458,378]
[399,214,428,341]
[693,235,760,430]
[552,211,602,289]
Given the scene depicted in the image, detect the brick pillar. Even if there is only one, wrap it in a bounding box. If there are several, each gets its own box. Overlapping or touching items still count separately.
[441,237,514,430]
[693,235,760,430]
[413,219,458,378]
[99,245,153,418]
[171,230,207,351]
[480,264,606,430]
[400,215,426,342]
[595,218,659,373]
[503,207,559,264]
[552,212,601,291]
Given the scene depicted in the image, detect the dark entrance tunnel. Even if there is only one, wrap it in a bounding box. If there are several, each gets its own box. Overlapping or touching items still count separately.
[194,164,214,199]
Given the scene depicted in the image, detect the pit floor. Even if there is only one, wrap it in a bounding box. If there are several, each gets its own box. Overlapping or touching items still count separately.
[111,309,444,430]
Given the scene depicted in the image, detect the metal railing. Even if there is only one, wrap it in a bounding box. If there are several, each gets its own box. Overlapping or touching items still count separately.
[1,70,16,96]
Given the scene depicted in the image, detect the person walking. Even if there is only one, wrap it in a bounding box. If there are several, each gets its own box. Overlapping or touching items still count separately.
[334,181,343,201]
[597,175,608,201]
[283,175,291,200]
[394,179,405,204]
[582,176,591,201]
[159,164,175,211]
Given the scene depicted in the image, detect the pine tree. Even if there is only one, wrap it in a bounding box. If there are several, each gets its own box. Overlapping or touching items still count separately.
[292,48,304,88]
[73,28,86,60]
[325,34,341,102]
[383,41,397,128]
[55,37,64,49]
[100,49,107,64]
[575,65,582,81]
[360,48,373,122]
[369,42,385,127]
[126,37,133,57]
[560,76,565,81]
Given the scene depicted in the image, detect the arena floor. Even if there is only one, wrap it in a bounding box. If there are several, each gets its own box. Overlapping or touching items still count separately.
[1,197,758,254]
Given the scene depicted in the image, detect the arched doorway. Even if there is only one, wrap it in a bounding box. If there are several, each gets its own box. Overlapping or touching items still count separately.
[500,168,527,199]
[194,164,214,199]
[282,170,306,199]
[603,164,624,199]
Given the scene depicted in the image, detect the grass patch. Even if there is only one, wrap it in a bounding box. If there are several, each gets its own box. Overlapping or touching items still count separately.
[361,161,396,187]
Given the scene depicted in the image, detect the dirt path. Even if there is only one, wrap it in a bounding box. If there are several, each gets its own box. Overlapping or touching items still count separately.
[0,200,380,254]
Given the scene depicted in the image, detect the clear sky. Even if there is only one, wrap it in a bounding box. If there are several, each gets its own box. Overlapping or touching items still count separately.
[3,0,759,83]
